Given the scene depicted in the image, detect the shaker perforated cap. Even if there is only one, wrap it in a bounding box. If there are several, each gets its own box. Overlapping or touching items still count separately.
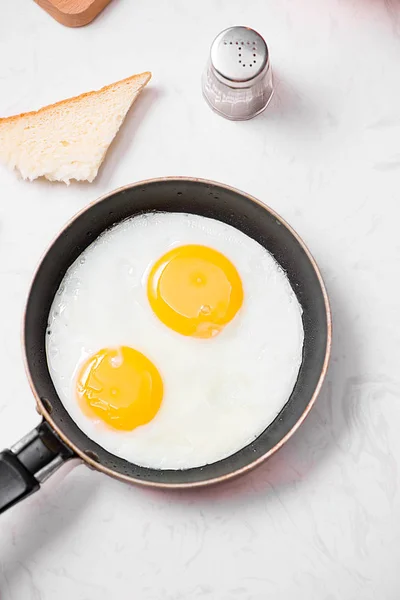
[202,26,274,120]
[210,26,269,85]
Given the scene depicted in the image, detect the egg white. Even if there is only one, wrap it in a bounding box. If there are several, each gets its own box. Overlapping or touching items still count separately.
[46,212,304,469]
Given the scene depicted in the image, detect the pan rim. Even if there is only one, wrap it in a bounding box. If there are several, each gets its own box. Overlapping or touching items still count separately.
[22,176,332,488]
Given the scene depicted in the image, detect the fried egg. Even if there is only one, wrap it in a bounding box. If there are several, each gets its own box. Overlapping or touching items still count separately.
[46,212,304,469]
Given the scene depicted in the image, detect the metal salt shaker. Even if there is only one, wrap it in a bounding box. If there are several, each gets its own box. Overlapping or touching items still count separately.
[202,26,274,121]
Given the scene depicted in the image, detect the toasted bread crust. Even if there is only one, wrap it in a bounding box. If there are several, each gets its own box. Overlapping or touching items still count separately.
[0,72,152,126]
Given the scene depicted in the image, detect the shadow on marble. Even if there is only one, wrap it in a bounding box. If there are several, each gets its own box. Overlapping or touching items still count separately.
[96,85,162,187]
[0,461,98,589]
[256,71,323,133]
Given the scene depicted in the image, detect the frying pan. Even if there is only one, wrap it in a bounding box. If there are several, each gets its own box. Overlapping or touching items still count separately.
[0,178,331,514]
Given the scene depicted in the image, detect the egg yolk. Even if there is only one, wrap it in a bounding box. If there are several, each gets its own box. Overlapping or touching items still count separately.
[147,244,243,338]
[76,346,163,431]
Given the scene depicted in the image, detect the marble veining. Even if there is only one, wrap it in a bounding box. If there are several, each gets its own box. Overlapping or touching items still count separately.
[1,0,400,598]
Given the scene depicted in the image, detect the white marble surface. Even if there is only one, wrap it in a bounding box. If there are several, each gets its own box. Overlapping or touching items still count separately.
[1,0,400,598]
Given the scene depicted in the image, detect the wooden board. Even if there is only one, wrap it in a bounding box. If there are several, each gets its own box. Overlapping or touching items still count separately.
[35,0,112,27]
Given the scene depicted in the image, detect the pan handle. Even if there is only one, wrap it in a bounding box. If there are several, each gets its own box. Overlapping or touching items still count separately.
[0,421,74,515]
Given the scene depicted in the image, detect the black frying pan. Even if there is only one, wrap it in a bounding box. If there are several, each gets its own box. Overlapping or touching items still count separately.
[0,178,331,514]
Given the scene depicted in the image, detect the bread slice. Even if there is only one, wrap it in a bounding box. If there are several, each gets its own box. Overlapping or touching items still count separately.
[0,72,151,184]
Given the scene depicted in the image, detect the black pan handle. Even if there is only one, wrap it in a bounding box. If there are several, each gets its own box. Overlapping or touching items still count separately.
[0,421,74,514]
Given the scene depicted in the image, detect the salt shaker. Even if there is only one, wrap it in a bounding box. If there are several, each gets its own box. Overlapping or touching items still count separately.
[202,26,274,121]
